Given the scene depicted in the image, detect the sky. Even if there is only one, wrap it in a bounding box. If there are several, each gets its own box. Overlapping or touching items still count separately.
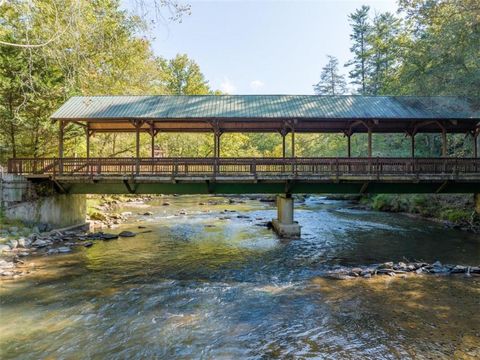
[124,0,398,94]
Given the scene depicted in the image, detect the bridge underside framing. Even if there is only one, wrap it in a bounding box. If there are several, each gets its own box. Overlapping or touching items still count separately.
[43,178,480,195]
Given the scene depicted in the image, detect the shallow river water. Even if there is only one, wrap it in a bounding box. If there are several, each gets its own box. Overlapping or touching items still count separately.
[1,196,479,359]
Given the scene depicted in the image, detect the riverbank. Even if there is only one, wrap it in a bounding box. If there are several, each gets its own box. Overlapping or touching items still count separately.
[357,194,480,233]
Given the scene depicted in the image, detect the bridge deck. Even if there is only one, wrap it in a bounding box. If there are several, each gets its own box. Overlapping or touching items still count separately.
[7,157,480,177]
[6,157,480,194]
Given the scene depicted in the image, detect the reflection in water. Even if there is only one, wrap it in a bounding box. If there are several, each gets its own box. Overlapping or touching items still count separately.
[1,196,479,359]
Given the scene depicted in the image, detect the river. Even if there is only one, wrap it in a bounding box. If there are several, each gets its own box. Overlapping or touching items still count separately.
[1,196,479,359]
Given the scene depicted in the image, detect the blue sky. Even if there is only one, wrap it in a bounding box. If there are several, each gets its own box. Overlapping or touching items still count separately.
[125,0,398,94]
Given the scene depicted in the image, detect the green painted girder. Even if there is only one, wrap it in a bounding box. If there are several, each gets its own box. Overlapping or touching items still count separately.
[58,181,480,195]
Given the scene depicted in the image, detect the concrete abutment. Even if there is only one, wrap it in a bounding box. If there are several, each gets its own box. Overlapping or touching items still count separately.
[1,174,86,229]
[272,194,301,238]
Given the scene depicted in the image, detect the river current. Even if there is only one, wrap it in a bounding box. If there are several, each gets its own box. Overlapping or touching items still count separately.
[1,196,479,359]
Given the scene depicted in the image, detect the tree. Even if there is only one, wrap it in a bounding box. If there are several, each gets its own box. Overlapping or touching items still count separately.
[0,0,190,48]
[313,55,347,95]
[394,0,480,97]
[156,54,211,95]
[366,12,401,95]
[0,0,167,161]
[345,5,371,94]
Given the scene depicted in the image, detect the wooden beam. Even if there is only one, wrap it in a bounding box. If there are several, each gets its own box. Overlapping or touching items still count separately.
[435,180,449,194]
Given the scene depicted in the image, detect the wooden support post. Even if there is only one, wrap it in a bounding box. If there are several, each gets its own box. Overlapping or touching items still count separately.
[441,129,447,157]
[59,120,64,174]
[368,128,372,157]
[135,121,140,158]
[213,132,217,158]
[59,120,64,158]
[213,131,222,158]
[474,132,478,158]
[86,127,90,159]
[347,134,351,158]
[411,133,415,158]
[282,133,286,158]
[291,129,295,158]
[151,133,155,158]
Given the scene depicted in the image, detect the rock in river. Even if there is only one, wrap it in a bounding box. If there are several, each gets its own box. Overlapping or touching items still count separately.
[119,231,136,238]
[57,246,72,253]
[101,233,119,240]
[0,244,11,253]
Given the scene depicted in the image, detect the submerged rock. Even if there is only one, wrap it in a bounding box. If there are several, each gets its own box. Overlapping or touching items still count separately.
[101,233,119,240]
[119,231,136,238]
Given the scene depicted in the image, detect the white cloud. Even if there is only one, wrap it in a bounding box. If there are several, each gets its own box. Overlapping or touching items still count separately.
[220,77,237,94]
[250,80,265,90]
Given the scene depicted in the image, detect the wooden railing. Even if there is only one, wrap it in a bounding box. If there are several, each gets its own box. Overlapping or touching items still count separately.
[7,157,480,178]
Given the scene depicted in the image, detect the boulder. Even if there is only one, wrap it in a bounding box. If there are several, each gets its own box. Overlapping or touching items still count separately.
[378,262,394,270]
[450,265,466,273]
[470,267,480,274]
[101,233,118,240]
[17,238,29,248]
[8,239,18,249]
[0,244,11,253]
[32,239,49,248]
[0,260,14,269]
[57,247,71,253]
[119,231,136,238]
[143,211,153,216]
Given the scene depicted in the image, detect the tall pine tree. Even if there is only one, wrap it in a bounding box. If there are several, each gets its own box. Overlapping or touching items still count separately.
[313,55,347,95]
[345,5,371,94]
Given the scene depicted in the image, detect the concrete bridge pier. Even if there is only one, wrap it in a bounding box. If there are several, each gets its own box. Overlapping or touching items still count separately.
[272,194,301,238]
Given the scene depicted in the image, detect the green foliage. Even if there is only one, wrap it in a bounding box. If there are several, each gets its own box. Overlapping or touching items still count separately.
[157,54,211,95]
[368,194,478,225]
[439,209,472,223]
[313,55,347,95]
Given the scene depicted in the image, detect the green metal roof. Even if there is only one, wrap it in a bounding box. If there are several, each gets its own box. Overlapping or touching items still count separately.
[51,95,480,121]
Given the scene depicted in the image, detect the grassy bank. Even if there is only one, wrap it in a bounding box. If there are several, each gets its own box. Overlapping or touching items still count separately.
[361,194,479,232]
